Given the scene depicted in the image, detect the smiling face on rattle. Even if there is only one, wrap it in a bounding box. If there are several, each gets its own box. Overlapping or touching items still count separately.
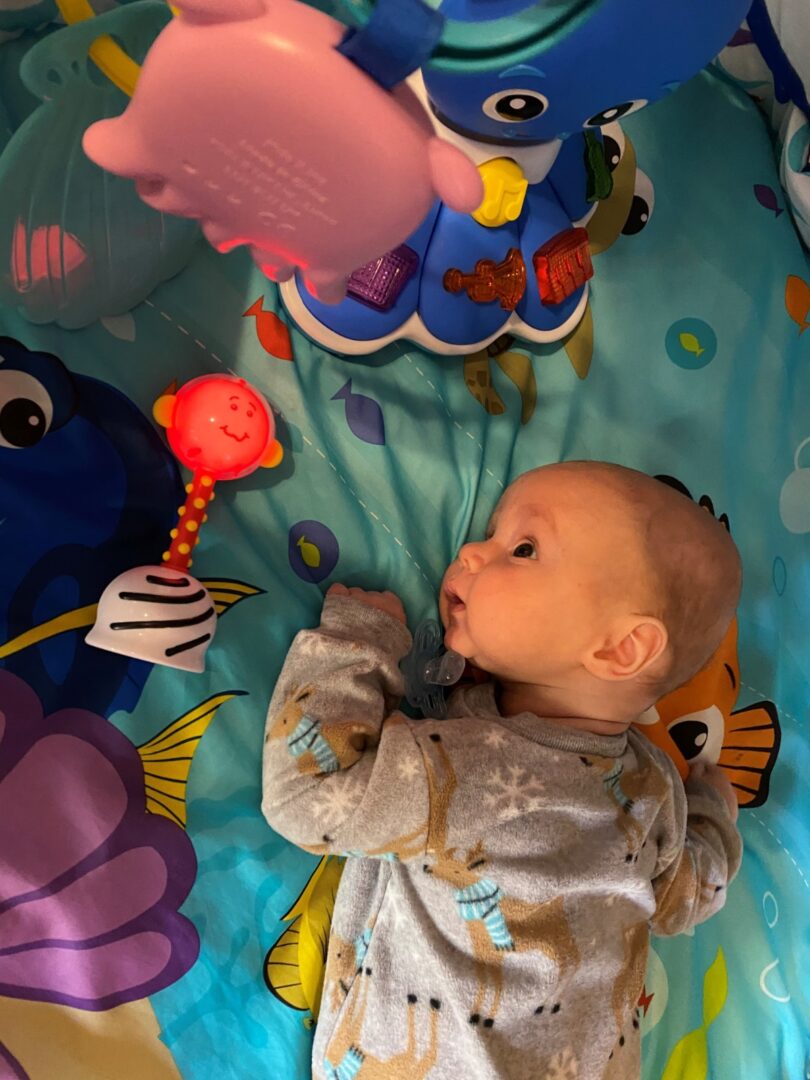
[157,374,280,480]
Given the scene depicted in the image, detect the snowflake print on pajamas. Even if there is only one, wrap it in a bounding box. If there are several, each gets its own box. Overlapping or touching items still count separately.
[484,765,544,821]
[484,728,507,749]
[397,757,420,782]
[311,774,365,829]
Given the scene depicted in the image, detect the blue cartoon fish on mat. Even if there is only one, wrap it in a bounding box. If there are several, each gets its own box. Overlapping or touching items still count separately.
[0,337,181,716]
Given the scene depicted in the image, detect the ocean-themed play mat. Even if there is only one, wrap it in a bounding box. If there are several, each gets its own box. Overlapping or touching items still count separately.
[0,1,809,1078]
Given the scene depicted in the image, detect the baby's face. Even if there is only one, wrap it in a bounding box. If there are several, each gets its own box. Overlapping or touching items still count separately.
[439,468,644,684]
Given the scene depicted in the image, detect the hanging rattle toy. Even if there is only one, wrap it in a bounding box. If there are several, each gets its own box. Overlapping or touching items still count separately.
[87,373,283,672]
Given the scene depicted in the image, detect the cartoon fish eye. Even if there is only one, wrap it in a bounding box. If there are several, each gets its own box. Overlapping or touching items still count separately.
[482,89,549,123]
[230,402,239,411]
[584,100,648,128]
[667,705,725,766]
[0,369,55,449]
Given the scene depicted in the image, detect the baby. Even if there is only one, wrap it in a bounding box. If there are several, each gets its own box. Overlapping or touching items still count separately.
[262,461,742,1080]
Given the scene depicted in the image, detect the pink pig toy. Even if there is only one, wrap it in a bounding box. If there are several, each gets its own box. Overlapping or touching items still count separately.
[81,0,483,303]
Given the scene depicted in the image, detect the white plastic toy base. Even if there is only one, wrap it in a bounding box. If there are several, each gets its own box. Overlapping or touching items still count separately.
[86,564,216,673]
[280,278,589,357]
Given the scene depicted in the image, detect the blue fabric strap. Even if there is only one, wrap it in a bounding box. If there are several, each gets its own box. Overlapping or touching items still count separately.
[337,0,445,90]
[747,0,810,121]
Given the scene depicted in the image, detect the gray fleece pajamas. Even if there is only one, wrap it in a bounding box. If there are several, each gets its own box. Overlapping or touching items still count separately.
[262,597,742,1080]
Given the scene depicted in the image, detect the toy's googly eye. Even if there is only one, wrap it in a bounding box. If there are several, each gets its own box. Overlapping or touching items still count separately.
[0,370,54,449]
[622,170,654,236]
[482,89,548,123]
[584,100,647,128]
[667,705,725,766]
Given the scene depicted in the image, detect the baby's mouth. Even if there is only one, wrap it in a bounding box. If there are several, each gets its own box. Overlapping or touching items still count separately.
[444,582,466,615]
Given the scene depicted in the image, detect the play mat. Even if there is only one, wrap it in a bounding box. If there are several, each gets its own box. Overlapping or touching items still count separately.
[0,2,809,1078]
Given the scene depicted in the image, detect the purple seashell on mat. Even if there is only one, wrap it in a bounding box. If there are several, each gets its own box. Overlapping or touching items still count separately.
[0,670,199,1011]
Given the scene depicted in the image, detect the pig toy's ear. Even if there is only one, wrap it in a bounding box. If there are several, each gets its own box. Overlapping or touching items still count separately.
[173,0,267,23]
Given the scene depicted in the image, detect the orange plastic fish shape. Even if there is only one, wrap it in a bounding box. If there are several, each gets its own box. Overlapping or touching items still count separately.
[636,618,780,807]
[785,274,810,336]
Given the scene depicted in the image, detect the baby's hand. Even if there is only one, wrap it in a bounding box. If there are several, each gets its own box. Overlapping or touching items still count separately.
[689,762,739,823]
[327,584,407,624]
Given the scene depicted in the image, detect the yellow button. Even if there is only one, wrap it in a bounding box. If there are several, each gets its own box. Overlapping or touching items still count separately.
[472,158,528,229]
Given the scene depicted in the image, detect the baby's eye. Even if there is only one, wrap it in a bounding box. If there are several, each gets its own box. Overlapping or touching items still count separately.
[512,541,536,559]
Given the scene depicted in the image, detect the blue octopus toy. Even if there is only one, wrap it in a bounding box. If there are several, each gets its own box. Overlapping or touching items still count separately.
[282,0,750,355]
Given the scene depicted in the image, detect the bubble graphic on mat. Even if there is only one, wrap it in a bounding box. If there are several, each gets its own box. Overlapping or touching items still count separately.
[772,557,787,596]
[665,319,717,369]
[779,438,810,534]
[288,520,339,584]
[639,946,669,1036]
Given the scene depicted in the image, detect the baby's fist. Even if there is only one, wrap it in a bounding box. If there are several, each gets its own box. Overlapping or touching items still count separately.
[327,584,407,624]
[689,762,739,823]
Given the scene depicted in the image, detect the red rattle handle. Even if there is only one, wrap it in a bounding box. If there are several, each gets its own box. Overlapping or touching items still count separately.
[163,471,216,572]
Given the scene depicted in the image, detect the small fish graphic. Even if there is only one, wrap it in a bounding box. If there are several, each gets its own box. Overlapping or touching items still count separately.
[138,691,246,827]
[785,275,810,335]
[297,536,321,569]
[331,379,386,446]
[264,855,345,1018]
[661,948,727,1080]
[679,331,705,358]
[753,184,784,218]
[243,297,294,360]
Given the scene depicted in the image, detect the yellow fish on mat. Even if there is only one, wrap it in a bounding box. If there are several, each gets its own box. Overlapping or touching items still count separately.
[661,948,728,1080]
[138,691,246,827]
[264,855,345,1022]
[0,578,262,661]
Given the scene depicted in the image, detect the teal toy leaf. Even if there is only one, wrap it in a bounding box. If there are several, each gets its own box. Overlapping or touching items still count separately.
[0,3,199,329]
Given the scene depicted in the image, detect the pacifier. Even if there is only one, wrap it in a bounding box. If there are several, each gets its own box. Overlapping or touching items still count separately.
[401,619,466,718]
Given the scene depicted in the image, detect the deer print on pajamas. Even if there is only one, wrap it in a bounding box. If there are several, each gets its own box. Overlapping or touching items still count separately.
[582,755,669,862]
[422,734,580,1027]
[325,970,441,1080]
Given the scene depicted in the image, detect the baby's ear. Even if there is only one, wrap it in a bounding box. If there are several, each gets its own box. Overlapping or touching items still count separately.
[586,618,668,682]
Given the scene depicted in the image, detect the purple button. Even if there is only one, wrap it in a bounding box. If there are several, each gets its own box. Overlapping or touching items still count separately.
[347,244,420,312]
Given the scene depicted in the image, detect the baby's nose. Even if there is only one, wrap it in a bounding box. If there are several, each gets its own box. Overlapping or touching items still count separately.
[458,541,487,572]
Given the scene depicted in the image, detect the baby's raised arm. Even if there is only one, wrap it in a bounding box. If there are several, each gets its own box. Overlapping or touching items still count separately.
[261,592,431,859]
[649,760,743,936]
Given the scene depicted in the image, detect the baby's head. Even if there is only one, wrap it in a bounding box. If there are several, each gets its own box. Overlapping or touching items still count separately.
[440,462,741,719]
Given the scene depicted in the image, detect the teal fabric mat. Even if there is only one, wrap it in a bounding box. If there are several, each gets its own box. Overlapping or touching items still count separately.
[0,69,807,1079]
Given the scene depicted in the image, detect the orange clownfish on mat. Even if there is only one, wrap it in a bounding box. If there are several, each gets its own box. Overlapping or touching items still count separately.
[632,478,781,809]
